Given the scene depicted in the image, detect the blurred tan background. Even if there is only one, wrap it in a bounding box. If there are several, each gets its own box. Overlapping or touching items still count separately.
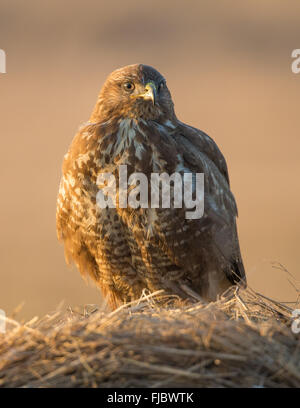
[0,0,299,320]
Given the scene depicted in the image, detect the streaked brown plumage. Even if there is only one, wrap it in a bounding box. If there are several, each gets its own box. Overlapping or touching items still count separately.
[56,64,246,309]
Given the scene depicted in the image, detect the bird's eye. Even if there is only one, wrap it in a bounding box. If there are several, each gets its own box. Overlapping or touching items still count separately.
[123,82,135,92]
[158,82,164,92]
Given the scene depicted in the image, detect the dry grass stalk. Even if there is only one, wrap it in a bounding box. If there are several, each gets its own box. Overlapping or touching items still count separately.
[0,286,299,388]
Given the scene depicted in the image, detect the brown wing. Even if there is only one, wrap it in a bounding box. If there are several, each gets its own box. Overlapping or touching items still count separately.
[173,121,246,286]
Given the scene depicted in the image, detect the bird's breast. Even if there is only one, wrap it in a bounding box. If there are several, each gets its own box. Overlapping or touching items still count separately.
[102,118,178,174]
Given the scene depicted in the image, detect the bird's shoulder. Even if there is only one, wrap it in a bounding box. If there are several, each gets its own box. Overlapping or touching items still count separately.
[175,121,230,186]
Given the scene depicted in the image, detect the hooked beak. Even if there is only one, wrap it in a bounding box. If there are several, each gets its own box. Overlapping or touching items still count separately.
[142,82,157,105]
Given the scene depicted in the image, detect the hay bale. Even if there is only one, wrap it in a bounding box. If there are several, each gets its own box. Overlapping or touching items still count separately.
[0,287,299,388]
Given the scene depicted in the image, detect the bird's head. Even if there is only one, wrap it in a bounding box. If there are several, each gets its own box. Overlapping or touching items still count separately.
[91,64,175,123]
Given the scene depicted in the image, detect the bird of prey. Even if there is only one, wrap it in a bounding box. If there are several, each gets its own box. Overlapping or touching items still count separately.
[56,64,246,309]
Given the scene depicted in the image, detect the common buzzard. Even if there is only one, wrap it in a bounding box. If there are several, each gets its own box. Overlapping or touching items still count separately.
[56,64,246,309]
